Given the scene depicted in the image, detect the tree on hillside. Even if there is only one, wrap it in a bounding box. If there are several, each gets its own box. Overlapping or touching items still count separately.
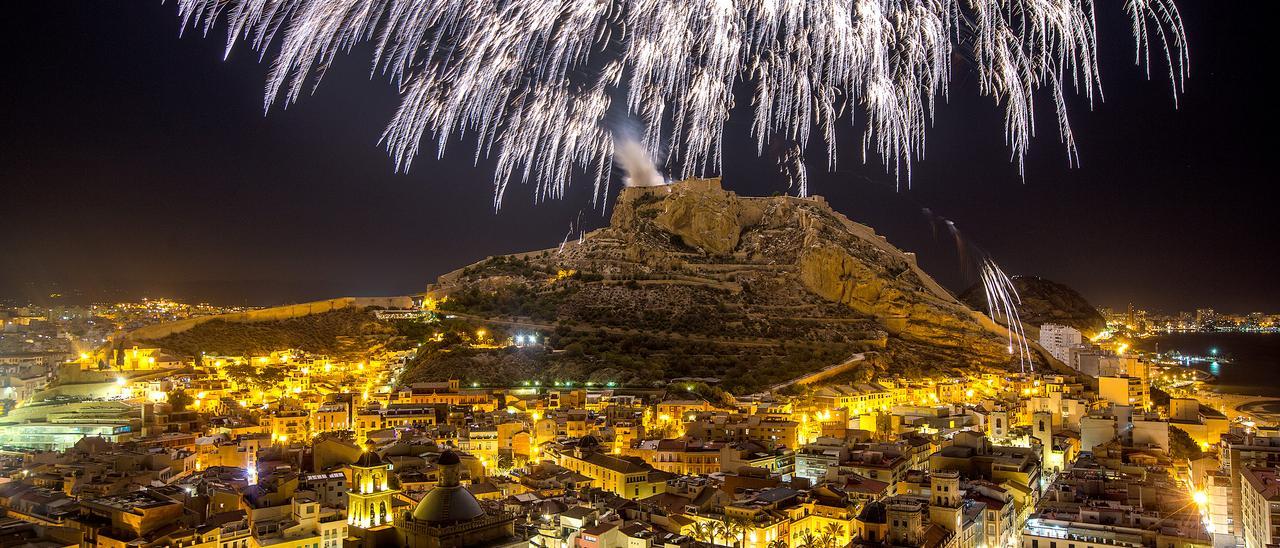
[168,388,194,412]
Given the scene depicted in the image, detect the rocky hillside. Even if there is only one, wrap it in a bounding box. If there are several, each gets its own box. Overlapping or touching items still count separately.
[960,275,1105,336]
[405,178,1042,393]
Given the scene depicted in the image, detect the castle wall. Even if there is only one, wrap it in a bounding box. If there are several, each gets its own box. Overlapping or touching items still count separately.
[122,296,414,342]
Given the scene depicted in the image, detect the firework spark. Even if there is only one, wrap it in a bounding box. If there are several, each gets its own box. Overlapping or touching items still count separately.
[777,142,809,197]
[978,257,1034,372]
[169,0,1188,207]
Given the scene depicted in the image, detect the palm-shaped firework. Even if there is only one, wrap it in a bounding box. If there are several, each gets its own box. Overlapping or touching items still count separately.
[169,0,1187,207]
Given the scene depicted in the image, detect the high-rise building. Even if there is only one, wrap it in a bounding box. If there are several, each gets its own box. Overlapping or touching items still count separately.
[1038,324,1083,363]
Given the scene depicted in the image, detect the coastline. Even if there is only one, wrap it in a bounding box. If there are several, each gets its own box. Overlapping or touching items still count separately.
[1194,386,1280,424]
[1142,332,1280,425]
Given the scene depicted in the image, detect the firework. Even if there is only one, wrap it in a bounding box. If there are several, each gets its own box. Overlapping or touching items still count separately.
[978,257,1034,372]
[928,211,1033,371]
[777,143,809,198]
[169,0,1188,206]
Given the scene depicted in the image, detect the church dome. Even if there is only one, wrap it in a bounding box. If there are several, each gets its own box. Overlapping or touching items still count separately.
[410,483,486,524]
[410,450,485,524]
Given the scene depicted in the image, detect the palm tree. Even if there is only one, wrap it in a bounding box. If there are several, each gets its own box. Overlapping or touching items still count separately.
[767,540,789,548]
[821,523,846,548]
[694,521,715,544]
[733,516,752,547]
[721,517,744,547]
[795,530,821,548]
[711,520,729,546]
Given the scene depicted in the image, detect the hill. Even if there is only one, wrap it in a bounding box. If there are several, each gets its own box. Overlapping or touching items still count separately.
[134,179,1050,393]
[960,275,1105,336]
[404,178,1042,393]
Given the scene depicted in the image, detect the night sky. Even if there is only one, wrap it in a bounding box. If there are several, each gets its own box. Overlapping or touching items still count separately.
[1,2,1275,312]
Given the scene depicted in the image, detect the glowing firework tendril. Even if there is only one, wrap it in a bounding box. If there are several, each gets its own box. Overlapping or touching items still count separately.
[979,257,1034,373]
[169,0,1188,207]
[778,143,809,198]
[930,211,1033,372]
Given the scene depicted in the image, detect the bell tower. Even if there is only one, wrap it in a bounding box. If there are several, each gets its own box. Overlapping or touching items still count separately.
[346,440,400,529]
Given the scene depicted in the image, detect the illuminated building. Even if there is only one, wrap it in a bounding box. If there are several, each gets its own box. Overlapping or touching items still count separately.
[1039,323,1083,362]
[929,432,1041,497]
[387,380,492,407]
[1168,397,1230,448]
[0,400,140,451]
[312,402,352,434]
[811,383,893,416]
[555,436,671,499]
[1099,375,1150,411]
[355,404,440,442]
[346,441,401,530]
[77,490,184,545]
[268,407,310,444]
[645,439,721,475]
[1240,467,1280,548]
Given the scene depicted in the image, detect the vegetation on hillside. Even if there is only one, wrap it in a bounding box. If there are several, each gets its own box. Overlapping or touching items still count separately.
[961,275,1106,335]
[141,307,423,360]
[399,316,854,394]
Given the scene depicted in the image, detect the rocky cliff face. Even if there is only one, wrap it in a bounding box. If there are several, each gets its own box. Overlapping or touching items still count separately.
[418,178,1042,392]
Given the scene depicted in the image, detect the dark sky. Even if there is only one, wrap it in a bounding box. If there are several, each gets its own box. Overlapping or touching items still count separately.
[1,2,1274,312]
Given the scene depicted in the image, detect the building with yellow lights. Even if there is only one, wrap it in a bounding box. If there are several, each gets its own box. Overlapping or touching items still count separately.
[312,402,351,434]
[554,436,671,499]
[811,383,893,416]
[346,443,401,531]
[387,380,493,408]
[1168,398,1229,448]
[686,415,800,450]
[268,408,310,444]
[642,439,722,475]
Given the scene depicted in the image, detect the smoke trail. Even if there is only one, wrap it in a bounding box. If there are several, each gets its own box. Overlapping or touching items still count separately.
[614,137,667,188]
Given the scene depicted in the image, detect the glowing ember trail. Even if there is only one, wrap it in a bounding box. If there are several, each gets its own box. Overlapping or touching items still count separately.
[169,0,1188,207]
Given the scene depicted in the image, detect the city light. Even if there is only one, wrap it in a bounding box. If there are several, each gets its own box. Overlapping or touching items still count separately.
[7,4,1278,547]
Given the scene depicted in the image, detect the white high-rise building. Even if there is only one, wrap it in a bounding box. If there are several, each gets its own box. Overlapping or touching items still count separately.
[1039,324,1083,363]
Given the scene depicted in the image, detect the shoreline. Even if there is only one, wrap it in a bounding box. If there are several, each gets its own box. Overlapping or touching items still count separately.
[1194,386,1280,424]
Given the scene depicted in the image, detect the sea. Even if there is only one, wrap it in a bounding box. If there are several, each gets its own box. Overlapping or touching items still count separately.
[1137,332,1280,397]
